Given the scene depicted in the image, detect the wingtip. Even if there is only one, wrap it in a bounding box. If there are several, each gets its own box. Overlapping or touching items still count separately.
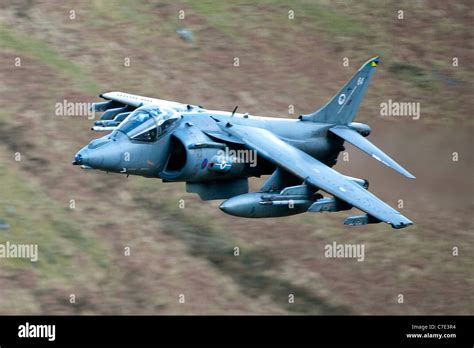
[401,169,416,179]
[391,214,414,229]
[99,91,121,99]
[400,168,416,179]
[391,220,414,229]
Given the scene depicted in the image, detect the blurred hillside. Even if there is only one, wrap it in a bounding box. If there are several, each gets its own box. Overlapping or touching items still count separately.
[0,0,472,314]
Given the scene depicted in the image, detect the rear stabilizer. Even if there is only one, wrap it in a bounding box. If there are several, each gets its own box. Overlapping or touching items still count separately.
[329,125,416,179]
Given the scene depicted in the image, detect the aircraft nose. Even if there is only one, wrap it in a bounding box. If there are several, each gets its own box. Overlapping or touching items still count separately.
[72,148,104,168]
[72,153,82,165]
[83,151,104,168]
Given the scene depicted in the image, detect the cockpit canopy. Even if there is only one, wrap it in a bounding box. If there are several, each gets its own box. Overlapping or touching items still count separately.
[116,105,179,141]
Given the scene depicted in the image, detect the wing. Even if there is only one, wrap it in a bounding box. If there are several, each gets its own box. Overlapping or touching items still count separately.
[98,91,191,111]
[218,123,413,229]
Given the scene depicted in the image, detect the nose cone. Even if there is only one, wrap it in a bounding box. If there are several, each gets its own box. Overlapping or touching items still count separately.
[73,137,120,171]
[72,153,83,165]
[73,147,104,168]
[82,150,104,168]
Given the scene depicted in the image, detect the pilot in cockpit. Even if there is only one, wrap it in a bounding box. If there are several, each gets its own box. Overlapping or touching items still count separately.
[115,104,179,142]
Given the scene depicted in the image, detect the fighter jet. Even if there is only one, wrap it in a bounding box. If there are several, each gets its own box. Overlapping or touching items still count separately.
[73,57,415,229]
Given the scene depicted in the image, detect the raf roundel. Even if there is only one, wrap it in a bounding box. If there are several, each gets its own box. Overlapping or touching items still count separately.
[338,94,346,105]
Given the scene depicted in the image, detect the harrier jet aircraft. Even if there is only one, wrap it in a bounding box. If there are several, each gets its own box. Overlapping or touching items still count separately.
[73,57,415,229]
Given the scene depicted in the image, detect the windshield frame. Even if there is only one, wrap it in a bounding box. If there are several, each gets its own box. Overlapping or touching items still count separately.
[116,105,180,142]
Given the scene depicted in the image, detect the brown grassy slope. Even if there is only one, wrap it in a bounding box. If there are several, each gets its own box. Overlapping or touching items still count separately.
[0,0,472,314]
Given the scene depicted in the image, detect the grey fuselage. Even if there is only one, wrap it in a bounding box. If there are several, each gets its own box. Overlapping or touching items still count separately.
[75,109,345,183]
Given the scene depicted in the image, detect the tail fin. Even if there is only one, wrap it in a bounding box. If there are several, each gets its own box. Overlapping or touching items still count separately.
[300,56,380,124]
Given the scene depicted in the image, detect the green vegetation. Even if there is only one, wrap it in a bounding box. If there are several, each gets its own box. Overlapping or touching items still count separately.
[389,63,441,91]
[0,24,99,93]
[187,0,368,44]
[132,183,349,314]
[89,0,155,28]
[0,162,110,284]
